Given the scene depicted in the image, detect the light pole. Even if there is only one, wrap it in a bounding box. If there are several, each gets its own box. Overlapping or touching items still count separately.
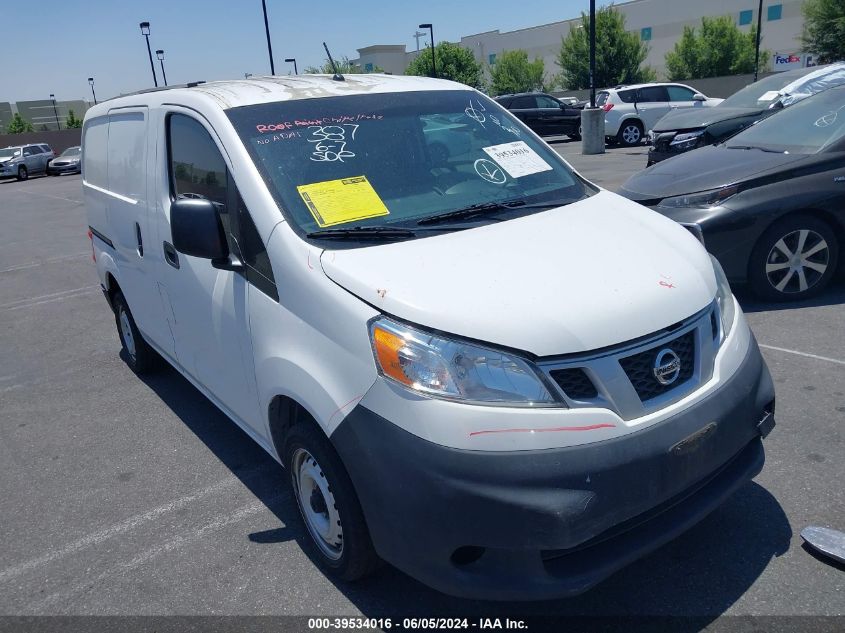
[419,23,435,78]
[49,94,61,130]
[88,77,97,105]
[245,72,253,79]
[754,0,764,81]
[156,49,168,86]
[285,58,298,75]
[580,0,605,155]
[413,30,426,52]
[139,22,158,87]
[589,0,596,108]
[261,0,275,75]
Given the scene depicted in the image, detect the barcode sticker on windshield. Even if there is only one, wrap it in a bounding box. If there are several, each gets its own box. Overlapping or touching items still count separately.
[482,141,552,178]
[297,176,389,227]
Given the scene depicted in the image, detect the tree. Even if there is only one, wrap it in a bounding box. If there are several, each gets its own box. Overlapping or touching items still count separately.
[65,109,82,129]
[801,0,845,64]
[490,50,549,95]
[7,113,34,134]
[556,6,655,90]
[665,16,764,80]
[304,56,383,74]
[405,41,484,89]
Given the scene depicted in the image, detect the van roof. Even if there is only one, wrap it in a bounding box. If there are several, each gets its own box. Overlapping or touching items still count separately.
[93,74,466,112]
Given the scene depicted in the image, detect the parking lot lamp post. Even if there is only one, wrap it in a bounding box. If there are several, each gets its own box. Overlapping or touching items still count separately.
[156,50,168,86]
[285,58,298,75]
[49,94,61,130]
[419,23,435,78]
[262,0,276,75]
[88,77,97,105]
[754,0,763,82]
[589,0,596,108]
[139,22,158,87]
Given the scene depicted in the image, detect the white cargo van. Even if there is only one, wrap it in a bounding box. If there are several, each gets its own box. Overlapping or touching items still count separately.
[82,75,775,600]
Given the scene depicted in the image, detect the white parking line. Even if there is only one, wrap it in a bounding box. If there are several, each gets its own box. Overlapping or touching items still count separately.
[0,463,275,585]
[13,188,82,204]
[0,253,89,274]
[759,344,845,367]
[29,495,286,611]
[0,285,99,311]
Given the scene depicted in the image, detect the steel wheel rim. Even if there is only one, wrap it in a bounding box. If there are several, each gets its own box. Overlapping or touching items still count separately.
[765,228,829,294]
[119,309,136,359]
[291,448,343,561]
[622,125,641,144]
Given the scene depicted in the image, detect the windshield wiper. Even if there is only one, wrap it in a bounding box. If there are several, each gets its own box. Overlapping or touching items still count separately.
[725,145,786,153]
[306,226,417,240]
[418,198,575,226]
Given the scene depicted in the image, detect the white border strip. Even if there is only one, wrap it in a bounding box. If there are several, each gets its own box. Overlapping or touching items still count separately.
[759,344,845,366]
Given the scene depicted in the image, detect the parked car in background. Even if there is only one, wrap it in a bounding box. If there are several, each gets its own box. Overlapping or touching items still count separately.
[47,146,82,175]
[0,143,54,180]
[620,85,845,301]
[648,62,845,165]
[495,92,585,139]
[598,83,722,147]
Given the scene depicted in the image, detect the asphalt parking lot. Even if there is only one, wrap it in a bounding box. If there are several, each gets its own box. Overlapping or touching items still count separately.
[1,150,843,622]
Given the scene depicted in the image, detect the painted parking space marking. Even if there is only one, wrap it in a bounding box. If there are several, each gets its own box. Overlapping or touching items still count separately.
[759,344,845,366]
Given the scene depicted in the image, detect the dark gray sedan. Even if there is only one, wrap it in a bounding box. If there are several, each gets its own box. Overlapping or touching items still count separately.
[621,85,845,301]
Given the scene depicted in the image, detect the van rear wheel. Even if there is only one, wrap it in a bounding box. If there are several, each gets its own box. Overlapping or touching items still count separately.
[285,423,379,581]
[113,291,158,374]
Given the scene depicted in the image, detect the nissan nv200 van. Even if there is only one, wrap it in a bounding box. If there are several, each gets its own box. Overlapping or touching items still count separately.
[82,74,775,600]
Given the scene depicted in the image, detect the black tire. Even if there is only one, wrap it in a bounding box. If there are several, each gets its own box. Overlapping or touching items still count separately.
[285,422,380,582]
[617,120,644,147]
[16,166,28,181]
[112,291,158,374]
[749,214,839,301]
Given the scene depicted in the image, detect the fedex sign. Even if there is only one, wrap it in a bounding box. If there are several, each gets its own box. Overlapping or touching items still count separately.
[773,53,807,71]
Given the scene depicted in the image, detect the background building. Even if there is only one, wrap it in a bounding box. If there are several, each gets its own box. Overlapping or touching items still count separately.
[0,99,91,134]
[353,0,806,84]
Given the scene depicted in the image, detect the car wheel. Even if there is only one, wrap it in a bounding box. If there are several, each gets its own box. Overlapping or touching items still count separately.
[617,121,644,147]
[569,124,582,141]
[16,166,28,181]
[286,422,380,582]
[749,215,839,301]
[113,291,158,373]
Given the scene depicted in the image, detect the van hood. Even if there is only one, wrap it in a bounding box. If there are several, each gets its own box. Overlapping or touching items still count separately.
[652,106,761,132]
[320,191,716,357]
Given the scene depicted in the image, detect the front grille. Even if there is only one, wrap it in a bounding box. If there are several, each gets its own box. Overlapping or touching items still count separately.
[53,161,69,166]
[549,368,597,400]
[618,331,695,401]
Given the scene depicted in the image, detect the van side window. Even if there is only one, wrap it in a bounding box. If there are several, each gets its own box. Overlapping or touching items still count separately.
[236,193,278,301]
[167,114,235,252]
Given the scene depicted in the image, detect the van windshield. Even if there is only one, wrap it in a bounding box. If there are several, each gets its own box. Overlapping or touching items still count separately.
[227,90,593,242]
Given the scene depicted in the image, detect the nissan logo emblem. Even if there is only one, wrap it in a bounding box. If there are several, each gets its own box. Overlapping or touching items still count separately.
[653,348,682,386]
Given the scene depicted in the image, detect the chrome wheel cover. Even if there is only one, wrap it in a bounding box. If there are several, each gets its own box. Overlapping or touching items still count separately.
[622,124,641,144]
[119,309,136,359]
[765,229,829,294]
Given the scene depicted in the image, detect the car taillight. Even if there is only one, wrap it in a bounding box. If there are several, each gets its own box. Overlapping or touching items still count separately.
[87,229,96,262]
[602,103,614,113]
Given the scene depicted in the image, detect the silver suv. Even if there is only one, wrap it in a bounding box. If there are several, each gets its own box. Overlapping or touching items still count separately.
[0,143,55,180]
[596,83,722,147]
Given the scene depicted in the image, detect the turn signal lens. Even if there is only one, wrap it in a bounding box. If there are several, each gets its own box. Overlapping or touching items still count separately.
[373,326,412,386]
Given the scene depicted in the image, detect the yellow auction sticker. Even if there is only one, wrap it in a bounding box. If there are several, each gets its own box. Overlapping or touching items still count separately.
[297,176,389,227]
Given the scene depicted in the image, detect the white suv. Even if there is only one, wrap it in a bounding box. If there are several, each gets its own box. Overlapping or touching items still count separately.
[597,83,723,147]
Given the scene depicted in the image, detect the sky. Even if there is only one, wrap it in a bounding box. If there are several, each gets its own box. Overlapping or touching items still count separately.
[1,0,615,103]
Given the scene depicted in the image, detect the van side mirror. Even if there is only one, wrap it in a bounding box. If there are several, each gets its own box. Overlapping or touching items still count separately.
[170,198,236,268]
[692,93,707,102]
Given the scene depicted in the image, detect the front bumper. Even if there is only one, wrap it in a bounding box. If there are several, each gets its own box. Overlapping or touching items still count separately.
[47,162,80,174]
[331,337,774,600]
[0,163,20,177]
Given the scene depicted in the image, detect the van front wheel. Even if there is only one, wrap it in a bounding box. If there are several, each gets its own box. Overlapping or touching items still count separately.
[286,423,379,581]
[113,291,158,374]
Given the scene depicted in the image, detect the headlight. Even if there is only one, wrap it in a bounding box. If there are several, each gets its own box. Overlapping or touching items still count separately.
[658,185,738,209]
[369,318,558,406]
[669,129,705,150]
[711,256,736,342]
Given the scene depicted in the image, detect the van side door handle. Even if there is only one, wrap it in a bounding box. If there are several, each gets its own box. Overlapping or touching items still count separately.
[163,241,180,269]
[135,222,144,257]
